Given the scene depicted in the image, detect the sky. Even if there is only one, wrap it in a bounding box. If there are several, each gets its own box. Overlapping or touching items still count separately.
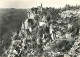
[0,0,80,8]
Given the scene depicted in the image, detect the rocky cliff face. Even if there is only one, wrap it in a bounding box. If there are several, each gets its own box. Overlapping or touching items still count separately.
[1,6,80,57]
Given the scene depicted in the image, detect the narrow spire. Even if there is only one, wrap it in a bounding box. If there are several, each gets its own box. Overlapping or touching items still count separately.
[41,3,42,7]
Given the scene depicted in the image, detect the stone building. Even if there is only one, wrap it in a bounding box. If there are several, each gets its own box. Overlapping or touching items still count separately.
[37,3,43,14]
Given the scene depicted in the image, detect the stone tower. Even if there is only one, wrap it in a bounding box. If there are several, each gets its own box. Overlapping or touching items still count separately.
[41,3,42,7]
